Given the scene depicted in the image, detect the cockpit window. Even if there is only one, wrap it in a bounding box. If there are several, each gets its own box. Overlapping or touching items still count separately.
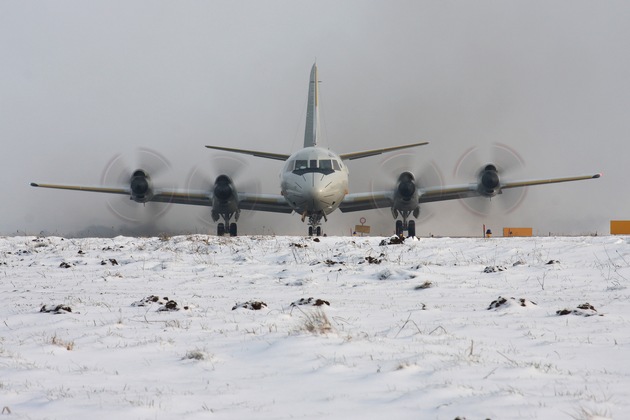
[319,160,332,170]
[291,158,337,175]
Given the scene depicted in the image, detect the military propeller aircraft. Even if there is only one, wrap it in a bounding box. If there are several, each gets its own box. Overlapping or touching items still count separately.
[31,63,601,237]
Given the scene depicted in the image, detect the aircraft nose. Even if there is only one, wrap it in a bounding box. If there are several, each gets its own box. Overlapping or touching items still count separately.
[304,175,332,210]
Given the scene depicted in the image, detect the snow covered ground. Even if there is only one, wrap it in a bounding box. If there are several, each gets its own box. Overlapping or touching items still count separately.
[1,234,629,419]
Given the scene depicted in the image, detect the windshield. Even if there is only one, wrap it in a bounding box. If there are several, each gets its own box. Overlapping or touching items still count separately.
[288,158,341,175]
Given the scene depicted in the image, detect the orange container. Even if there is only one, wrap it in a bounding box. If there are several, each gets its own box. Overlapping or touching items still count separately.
[503,227,533,237]
[610,221,630,235]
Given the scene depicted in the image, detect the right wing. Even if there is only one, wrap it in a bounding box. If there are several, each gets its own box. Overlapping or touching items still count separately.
[30,182,212,206]
[30,182,293,213]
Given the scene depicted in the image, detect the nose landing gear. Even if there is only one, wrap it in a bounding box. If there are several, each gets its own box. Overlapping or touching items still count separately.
[307,213,325,236]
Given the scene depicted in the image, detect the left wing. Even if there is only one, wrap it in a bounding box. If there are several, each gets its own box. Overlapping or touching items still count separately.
[339,173,601,212]
[418,173,602,203]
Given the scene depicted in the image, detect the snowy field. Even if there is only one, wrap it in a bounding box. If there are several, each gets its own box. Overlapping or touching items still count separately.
[1,234,629,420]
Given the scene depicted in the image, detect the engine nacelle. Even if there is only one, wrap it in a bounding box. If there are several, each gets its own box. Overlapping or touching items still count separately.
[211,174,240,221]
[393,171,419,212]
[477,164,500,197]
[130,170,153,203]
[397,172,416,200]
[213,175,234,202]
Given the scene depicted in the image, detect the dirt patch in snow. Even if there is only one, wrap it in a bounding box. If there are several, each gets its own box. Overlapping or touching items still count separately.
[290,297,330,307]
[380,236,405,246]
[487,296,537,310]
[131,295,189,311]
[484,266,507,273]
[365,255,382,264]
[40,304,72,314]
[414,281,433,290]
[556,302,602,317]
[232,301,267,310]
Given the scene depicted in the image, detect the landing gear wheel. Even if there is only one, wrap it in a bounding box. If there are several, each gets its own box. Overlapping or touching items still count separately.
[308,226,313,236]
[217,223,225,236]
[316,226,322,237]
[395,220,403,236]
[229,223,237,237]
[407,220,416,238]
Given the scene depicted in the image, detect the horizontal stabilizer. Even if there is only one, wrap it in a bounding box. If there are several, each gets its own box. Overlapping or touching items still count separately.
[205,145,290,161]
[339,142,429,161]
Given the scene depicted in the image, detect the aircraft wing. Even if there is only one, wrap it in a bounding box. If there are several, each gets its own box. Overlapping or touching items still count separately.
[339,191,394,212]
[30,182,292,213]
[30,182,131,196]
[339,173,601,212]
[499,174,602,190]
[30,182,213,206]
[417,173,602,203]
[237,193,294,213]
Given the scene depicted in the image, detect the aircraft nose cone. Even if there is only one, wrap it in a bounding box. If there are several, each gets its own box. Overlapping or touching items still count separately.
[304,175,330,211]
[305,186,326,208]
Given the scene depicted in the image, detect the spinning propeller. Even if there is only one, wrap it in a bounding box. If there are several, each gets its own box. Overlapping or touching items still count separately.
[185,154,261,225]
[100,148,174,223]
[453,143,526,216]
[369,151,444,223]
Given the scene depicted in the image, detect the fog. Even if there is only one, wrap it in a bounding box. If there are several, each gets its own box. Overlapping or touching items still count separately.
[2,1,627,237]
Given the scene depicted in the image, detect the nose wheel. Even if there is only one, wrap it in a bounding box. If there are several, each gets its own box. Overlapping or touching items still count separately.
[308,225,323,236]
[307,213,324,236]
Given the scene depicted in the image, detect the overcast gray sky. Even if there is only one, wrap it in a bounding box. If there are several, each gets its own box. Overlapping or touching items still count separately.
[1,1,628,237]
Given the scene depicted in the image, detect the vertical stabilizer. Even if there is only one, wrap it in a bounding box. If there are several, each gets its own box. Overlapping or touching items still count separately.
[303,63,320,148]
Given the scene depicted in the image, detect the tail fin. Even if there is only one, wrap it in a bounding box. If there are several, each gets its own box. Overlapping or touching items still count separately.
[303,63,320,148]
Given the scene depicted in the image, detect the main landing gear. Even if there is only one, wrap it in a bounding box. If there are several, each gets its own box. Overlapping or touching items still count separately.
[217,222,238,237]
[394,209,416,238]
[214,211,239,237]
[395,220,415,238]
